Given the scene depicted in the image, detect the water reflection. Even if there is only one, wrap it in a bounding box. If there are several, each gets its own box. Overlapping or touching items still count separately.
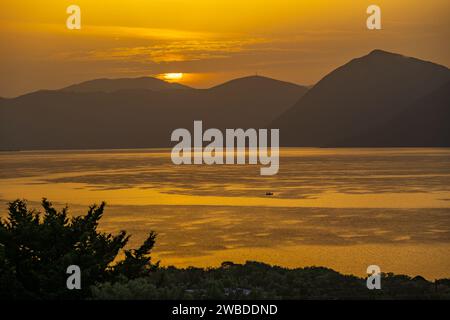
[0,148,449,278]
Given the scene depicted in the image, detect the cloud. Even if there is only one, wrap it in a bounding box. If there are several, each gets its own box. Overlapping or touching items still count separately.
[56,38,265,63]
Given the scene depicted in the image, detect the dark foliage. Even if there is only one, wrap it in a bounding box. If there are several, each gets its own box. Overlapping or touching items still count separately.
[92,261,450,300]
[0,199,157,299]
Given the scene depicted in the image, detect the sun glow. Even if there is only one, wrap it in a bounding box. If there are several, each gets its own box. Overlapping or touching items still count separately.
[162,73,183,81]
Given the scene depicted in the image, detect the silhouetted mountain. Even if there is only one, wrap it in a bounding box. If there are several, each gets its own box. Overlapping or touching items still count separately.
[203,76,307,128]
[273,49,450,146]
[2,50,449,150]
[209,75,301,94]
[335,81,450,146]
[61,76,191,93]
[0,76,307,150]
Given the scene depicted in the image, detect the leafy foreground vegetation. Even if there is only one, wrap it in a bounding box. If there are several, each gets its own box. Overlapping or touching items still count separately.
[92,263,450,300]
[1,199,449,300]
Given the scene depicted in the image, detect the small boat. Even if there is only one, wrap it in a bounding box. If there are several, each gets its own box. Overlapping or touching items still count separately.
[265,192,274,196]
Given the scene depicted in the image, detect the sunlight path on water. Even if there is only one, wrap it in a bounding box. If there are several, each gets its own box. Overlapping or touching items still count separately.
[1,148,449,279]
[1,177,450,208]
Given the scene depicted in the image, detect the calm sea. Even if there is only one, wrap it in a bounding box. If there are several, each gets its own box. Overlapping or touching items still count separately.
[1,148,449,279]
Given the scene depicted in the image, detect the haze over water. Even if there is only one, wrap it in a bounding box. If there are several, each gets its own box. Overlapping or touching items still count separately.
[1,148,449,279]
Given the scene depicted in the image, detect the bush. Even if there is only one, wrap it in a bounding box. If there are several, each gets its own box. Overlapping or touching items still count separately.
[0,199,157,299]
[91,262,450,300]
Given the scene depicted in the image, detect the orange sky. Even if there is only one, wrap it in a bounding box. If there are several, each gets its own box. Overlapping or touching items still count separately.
[0,0,449,97]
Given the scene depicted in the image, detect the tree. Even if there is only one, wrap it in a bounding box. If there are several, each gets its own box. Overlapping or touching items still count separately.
[0,199,157,299]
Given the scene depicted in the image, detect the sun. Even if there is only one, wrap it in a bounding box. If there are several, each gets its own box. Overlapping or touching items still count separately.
[162,73,183,81]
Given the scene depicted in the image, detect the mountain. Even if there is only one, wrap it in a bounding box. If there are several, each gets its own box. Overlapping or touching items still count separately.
[61,76,191,93]
[335,81,450,147]
[272,50,450,146]
[204,76,307,128]
[0,76,307,150]
[3,50,448,151]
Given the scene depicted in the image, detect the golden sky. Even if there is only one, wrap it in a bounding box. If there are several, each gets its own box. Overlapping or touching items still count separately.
[0,0,449,96]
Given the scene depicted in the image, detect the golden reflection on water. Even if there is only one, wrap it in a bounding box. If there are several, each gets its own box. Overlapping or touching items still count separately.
[0,148,449,279]
[156,244,450,279]
[1,179,449,208]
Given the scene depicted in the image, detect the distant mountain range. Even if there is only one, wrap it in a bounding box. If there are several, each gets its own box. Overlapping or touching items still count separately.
[62,76,191,92]
[0,49,449,150]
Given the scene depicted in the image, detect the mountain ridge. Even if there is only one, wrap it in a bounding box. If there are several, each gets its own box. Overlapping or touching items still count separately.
[272,49,450,147]
[1,50,449,150]
[332,80,450,147]
[0,75,307,150]
[61,76,191,93]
